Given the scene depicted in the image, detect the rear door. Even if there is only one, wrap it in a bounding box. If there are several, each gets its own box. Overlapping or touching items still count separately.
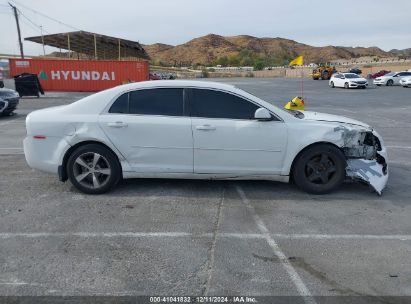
[99,88,193,173]
[189,88,287,175]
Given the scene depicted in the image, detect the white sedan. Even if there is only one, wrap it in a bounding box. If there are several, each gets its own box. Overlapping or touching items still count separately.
[329,73,368,89]
[400,76,411,88]
[24,80,388,195]
[374,71,411,86]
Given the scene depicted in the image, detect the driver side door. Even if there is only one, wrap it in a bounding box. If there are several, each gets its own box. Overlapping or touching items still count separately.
[189,88,288,175]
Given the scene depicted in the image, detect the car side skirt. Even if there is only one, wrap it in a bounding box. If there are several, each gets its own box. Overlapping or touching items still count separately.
[122,172,290,182]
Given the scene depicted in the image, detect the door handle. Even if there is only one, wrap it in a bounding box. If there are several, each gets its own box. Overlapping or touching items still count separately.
[107,121,128,128]
[196,124,216,131]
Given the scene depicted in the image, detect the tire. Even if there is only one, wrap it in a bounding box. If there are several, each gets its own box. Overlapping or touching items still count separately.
[344,82,349,89]
[67,144,121,194]
[386,79,393,86]
[292,144,346,194]
[330,81,335,88]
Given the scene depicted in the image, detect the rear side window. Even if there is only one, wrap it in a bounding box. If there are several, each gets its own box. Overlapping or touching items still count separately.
[191,89,259,119]
[129,88,184,116]
[109,93,129,113]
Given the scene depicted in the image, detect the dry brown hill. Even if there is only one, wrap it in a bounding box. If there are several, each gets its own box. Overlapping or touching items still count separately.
[142,34,395,66]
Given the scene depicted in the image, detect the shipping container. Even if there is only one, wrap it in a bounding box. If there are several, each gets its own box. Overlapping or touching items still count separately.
[9,59,149,92]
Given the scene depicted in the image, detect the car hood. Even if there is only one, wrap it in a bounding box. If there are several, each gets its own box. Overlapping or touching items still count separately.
[376,75,393,79]
[302,111,370,128]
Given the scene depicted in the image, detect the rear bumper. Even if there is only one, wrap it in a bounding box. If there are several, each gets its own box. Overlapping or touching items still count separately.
[24,136,71,174]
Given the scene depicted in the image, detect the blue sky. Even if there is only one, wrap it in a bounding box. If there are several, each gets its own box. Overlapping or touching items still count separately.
[1,0,410,56]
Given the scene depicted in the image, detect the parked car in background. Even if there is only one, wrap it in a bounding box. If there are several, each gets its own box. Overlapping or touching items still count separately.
[347,68,362,75]
[0,67,4,88]
[24,80,388,195]
[369,70,390,79]
[0,88,20,116]
[373,71,411,86]
[149,72,162,80]
[329,73,368,89]
[400,77,411,88]
[161,73,176,80]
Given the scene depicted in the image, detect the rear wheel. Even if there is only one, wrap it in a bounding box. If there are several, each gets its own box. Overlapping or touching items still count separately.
[386,79,394,86]
[67,144,121,194]
[292,144,346,194]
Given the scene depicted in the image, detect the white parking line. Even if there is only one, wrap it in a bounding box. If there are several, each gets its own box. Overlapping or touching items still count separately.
[0,148,23,150]
[1,232,410,240]
[0,232,193,238]
[0,118,24,126]
[386,146,411,150]
[235,184,316,304]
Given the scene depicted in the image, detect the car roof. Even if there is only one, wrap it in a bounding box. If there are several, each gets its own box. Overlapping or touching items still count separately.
[115,80,236,92]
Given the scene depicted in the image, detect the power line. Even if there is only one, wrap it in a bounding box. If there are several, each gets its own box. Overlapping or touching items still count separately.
[18,8,50,34]
[9,0,81,31]
[19,14,42,34]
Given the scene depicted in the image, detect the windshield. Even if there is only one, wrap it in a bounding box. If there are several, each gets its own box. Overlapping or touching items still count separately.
[385,72,396,76]
[236,86,304,119]
[344,73,359,79]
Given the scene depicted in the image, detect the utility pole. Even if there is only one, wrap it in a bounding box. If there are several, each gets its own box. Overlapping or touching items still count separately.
[40,26,45,56]
[9,3,24,59]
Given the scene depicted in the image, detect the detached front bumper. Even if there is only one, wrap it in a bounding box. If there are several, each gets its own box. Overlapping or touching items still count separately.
[344,130,388,195]
[332,125,388,195]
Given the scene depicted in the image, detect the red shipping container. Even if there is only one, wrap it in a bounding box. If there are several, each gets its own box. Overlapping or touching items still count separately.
[9,58,149,92]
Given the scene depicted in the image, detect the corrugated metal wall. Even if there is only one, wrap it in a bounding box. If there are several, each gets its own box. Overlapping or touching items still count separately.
[9,59,149,92]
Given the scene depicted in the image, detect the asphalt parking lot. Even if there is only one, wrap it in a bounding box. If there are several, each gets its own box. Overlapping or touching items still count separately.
[0,78,410,301]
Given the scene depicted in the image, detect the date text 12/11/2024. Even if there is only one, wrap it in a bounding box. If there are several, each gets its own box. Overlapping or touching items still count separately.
[149,296,257,303]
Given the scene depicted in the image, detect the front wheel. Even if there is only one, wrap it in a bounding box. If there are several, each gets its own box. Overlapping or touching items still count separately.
[386,79,394,86]
[67,144,122,194]
[292,144,346,194]
[344,82,349,89]
[330,81,335,88]
[321,71,329,80]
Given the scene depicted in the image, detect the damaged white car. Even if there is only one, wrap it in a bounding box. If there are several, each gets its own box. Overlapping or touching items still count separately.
[24,80,388,195]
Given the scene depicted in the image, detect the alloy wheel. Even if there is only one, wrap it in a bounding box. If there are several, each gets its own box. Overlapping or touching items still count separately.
[72,152,111,189]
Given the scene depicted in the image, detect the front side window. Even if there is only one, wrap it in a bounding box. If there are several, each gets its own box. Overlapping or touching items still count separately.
[191,89,259,119]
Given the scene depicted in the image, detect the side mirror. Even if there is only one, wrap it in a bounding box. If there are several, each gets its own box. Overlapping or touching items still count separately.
[254,108,272,121]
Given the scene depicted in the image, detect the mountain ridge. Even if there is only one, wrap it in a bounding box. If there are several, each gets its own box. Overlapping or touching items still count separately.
[142,34,406,66]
